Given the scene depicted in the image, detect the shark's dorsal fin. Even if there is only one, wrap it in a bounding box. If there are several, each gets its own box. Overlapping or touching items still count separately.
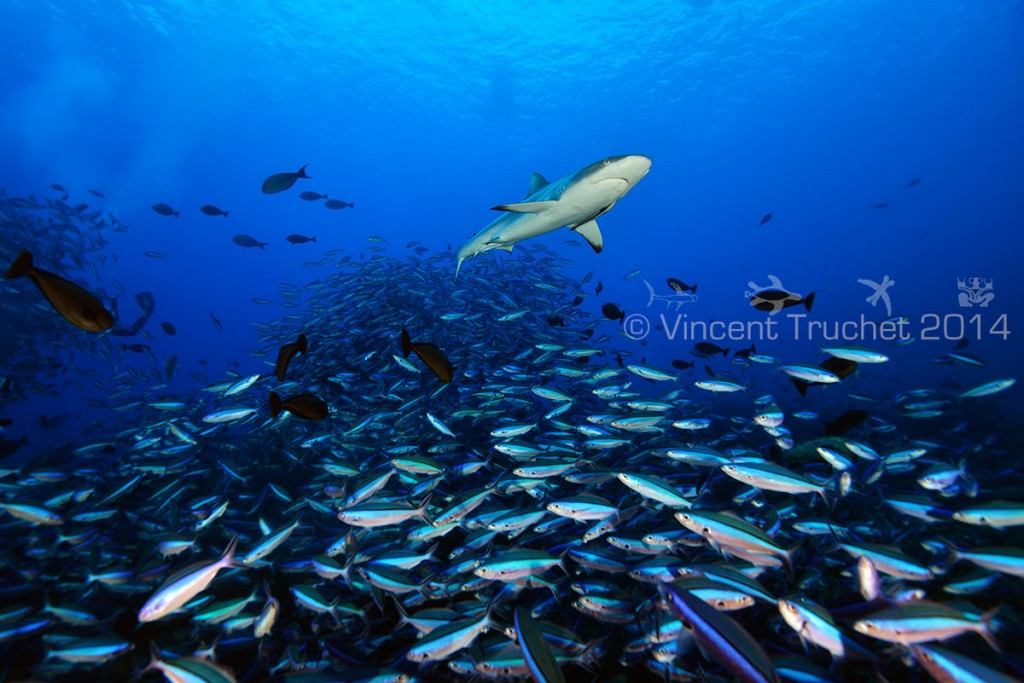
[491,201,556,214]
[527,173,550,196]
[573,220,603,254]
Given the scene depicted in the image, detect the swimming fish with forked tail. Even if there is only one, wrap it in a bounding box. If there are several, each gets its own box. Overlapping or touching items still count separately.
[232,235,268,249]
[262,164,310,194]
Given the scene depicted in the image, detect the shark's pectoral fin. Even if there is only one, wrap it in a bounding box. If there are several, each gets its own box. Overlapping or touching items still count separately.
[573,220,604,254]
[486,240,515,253]
[490,200,557,214]
[571,202,616,229]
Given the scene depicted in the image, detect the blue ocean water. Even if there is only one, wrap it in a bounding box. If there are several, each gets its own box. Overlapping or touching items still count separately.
[2,0,1022,450]
[1,1,1023,681]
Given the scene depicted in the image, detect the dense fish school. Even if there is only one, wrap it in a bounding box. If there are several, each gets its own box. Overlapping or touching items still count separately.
[0,185,1022,683]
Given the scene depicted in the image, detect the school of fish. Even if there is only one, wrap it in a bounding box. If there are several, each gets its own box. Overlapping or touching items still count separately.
[1,180,1023,683]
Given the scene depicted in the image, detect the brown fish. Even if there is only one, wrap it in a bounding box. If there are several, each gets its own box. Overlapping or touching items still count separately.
[401,328,454,383]
[5,250,114,332]
[262,164,310,194]
[269,391,328,420]
[232,234,268,249]
[200,204,229,217]
[275,333,308,381]
[151,203,180,217]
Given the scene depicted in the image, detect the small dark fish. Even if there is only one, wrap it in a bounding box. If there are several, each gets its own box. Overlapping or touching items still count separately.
[165,353,178,382]
[749,289,814,313]
[324,199,354,210]
[5,250,114,332]
[286,234,317,244]
[122,343,150,353]
[51,184,67,192]
[759,212,773,226]
[905,178,922,187]
[200,204,229,217]
[275,333,308,381]
[87,188,105,198]
[581,271,594,284]
[0,435,28,460]
[693,342,729,357]
[262,164,310,194]
[953,338,969,350]
[571,296,584,306]
[704,364,715,377]
[232,234,268,249]
[614,353,624,368]
[299,191,328,201]
[151,203,180,217]
[74,203,89,213]
[160,322,177,336]
[733,344,757,359]
[671,359,694,371]
[666,277,697,293]
[269,391,328,420]
[144,251,166,259]
[824,409,869,436]
[595,281,604,296]
[870,202,890,209]
[401,328,454,383]
[601,303,625,322]
[546,316,564,327]
[209,312,223,332]
[579,329,595,340]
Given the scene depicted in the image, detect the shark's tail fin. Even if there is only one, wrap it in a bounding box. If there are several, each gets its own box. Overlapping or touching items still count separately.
[642,279,656,307]
[454,257,464,283]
